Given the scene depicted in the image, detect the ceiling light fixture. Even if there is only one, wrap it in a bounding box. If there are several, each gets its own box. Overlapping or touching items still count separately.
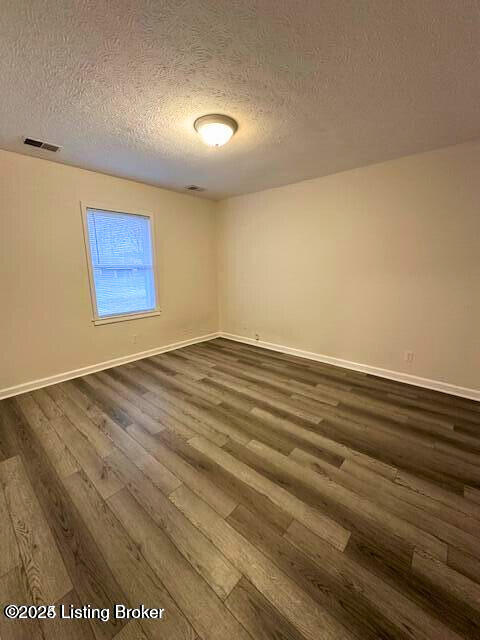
[194,114,238,147]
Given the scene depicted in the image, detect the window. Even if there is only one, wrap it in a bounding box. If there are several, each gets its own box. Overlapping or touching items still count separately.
[82,205,159,324]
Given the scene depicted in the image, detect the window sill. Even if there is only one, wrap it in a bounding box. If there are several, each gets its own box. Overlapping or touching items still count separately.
[92,310,161,326]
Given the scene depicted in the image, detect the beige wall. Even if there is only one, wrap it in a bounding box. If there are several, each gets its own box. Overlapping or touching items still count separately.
[2,141,479,394]
[0,150,218,391]
[217,141,480,391]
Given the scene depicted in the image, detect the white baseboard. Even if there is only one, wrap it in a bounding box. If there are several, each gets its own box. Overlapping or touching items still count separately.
[219,332,480,402]
[3,330,478,403]
[0,332,220,400]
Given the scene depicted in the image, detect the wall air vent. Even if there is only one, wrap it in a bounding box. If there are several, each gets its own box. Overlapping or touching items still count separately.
[185,185,205,192]
[23,137,61,152]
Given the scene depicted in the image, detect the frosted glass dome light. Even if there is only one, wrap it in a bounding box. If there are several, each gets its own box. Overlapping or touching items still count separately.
[194,114,238,147]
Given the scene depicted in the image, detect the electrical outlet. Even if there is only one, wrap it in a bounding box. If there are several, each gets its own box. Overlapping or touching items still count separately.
[255,333,260,341]
[132,334,138,345]
[404,351,414,363]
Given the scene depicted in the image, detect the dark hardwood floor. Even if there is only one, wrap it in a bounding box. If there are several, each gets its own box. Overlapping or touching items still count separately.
[1,337,479,639]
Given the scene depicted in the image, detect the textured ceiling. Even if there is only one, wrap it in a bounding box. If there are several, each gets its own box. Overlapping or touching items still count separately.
[1,1,480,200]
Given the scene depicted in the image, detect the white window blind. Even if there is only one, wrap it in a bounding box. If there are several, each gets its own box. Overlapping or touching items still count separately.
[85,208,157,319]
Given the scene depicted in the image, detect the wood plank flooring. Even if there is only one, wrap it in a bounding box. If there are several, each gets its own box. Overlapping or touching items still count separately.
[1,337,480,639]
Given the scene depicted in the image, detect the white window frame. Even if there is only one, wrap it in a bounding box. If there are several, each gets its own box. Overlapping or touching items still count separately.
[80,201,161,326]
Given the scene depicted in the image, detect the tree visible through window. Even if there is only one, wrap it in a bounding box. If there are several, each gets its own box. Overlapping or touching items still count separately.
[84,208,157,320]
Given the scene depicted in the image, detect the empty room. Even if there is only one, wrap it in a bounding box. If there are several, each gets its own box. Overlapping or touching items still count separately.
[1,1,479,639]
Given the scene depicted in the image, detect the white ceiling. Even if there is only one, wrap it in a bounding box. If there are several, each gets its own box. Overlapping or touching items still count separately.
[1,1,479,200]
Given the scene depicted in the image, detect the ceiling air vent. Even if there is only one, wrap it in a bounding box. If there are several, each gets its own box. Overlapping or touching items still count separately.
[24,137,61,152]
[185,185,205,192]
